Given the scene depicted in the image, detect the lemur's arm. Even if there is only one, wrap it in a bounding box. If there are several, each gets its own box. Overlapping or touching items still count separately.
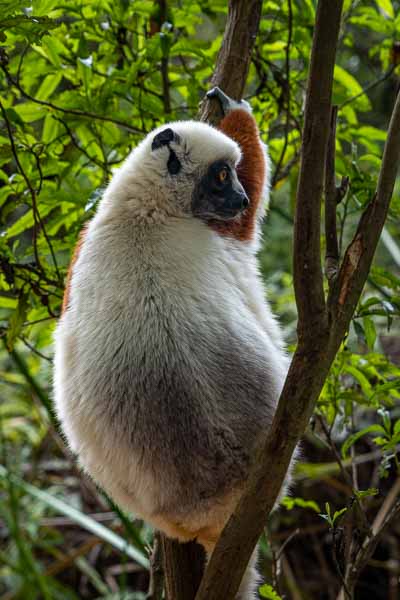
[207,87,267,242]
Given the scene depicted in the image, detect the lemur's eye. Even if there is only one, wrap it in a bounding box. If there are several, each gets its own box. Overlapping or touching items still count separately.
[218,168,229,184]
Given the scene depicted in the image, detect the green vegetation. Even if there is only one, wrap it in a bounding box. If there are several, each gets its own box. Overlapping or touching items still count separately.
[0,0,399,598]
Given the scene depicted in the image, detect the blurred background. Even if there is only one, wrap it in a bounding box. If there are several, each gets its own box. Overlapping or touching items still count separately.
[0,1,400,598]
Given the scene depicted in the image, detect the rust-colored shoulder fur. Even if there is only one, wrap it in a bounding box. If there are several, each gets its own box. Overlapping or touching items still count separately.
[61,225,88,315]
[210,109,266,242]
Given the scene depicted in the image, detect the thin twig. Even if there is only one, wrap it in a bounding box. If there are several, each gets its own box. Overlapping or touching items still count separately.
[0,99,43,271]
[272,0,293,187]
[317,416,370,534]
[147,532,164,600]
[336,478,400,599]
[324,106,341,285]
[340,66,396,109]
[0,101,61,280]
[54,116,113,176]
[18,336,53,363]
[330,89,400,333]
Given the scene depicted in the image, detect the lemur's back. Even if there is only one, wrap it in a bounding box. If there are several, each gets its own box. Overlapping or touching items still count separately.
[55,215,285,519]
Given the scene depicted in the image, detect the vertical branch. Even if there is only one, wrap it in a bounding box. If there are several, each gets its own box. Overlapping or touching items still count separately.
[147,532,164,600]
[325,106,350,287]
[199,0,263,124]
[161,537,205,600]
[337,478,400,600]
[325,106,340,285]
[293,0,344,340]
[330,89,400,335]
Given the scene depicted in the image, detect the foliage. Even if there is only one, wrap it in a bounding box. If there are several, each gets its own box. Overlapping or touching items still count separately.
[0,0,399,598]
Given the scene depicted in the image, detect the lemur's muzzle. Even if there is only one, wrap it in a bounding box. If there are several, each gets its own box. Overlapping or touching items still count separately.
[220,184,249,217]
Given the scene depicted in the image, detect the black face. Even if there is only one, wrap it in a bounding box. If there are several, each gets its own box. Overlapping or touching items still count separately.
[192,160,249,220]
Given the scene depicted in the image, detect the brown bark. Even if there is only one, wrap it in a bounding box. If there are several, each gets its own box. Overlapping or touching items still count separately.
[161,537,205,600]
[147,532,164,600]
[324,106,341,285]
[199,0,263,125]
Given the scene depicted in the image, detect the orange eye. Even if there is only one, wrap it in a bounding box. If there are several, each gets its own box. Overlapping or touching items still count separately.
[218,168,228,183]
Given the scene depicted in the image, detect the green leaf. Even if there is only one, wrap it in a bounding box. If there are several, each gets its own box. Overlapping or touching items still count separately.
[259,584,283,600]
[344,365,372,398]
[355,488,379,500]
[32,0,59,17]
[4,107,25,127]
[6,204,53,238]
[0,0,27,18]
[341,424,386,458]
[0,14,58,43]
[0,295,17,308]
[0,465,150,570]
[356,126,387,142]
[281,496,320,513]
[375,0,394,18]
[332,507,347,524]
[6,292,28,351]
[334,65,370,111]
[14,101,48,122]
[42,112,60,143]
[353,320,366,346]
[36,72,62,102]
[363,316,377,350]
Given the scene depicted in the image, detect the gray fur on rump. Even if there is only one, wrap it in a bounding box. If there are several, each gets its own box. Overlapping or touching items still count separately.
[54,94,290,599]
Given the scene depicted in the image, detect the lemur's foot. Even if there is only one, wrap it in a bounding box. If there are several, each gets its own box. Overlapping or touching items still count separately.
[206,87,252,115]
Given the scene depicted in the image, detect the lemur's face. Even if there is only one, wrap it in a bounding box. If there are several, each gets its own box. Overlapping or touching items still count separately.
[150,124,248,221]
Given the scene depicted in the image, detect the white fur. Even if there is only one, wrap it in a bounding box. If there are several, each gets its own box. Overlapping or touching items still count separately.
[54,119,288,599]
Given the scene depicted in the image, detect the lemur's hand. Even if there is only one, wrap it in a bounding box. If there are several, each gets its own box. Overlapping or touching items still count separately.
[206,87,252,115]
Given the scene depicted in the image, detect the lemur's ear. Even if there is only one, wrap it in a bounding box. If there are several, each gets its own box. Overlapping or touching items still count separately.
[152,128,182,175]
[151,128,181,151]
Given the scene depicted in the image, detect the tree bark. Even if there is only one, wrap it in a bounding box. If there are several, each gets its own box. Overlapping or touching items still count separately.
[199,0,263,125]
[161,537,206,600]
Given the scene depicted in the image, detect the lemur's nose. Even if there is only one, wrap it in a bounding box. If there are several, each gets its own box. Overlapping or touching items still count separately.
[242,195,250,210]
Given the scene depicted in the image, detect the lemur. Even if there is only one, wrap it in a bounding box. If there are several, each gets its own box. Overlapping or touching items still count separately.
[54,87,289,599]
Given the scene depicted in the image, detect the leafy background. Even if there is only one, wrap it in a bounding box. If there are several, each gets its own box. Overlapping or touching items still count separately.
[0,0,400,598]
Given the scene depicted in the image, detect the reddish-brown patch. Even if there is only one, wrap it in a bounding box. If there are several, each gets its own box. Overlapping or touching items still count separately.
[61,225,88,315]
[208,109,266,242]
